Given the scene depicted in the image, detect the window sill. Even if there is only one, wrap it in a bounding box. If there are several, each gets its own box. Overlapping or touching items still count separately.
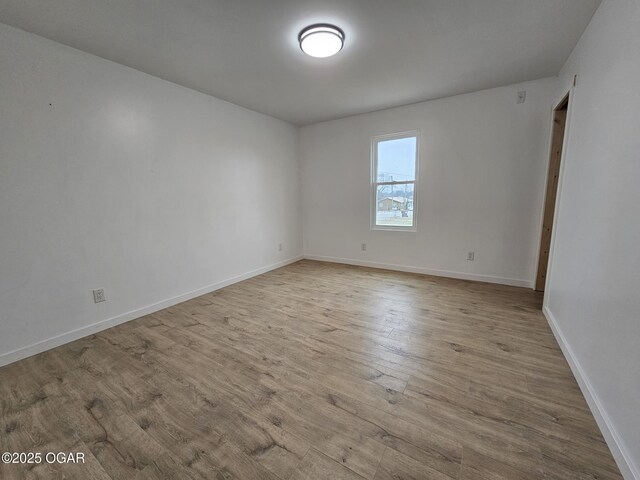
[371,226,417,232]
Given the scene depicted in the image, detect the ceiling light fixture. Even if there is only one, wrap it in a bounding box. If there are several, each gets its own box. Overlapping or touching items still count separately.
[298,24,344,58]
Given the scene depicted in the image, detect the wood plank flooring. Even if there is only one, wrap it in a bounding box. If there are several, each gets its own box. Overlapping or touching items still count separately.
[0,260,622,479]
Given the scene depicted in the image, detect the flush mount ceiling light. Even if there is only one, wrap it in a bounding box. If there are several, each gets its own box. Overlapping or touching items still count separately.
[298,24,344,58]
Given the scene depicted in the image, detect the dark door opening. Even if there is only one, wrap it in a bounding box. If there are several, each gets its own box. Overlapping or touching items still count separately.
[535,93,570,292]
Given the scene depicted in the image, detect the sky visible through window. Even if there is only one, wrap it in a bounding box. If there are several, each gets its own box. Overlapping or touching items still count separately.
[377,137,416,182]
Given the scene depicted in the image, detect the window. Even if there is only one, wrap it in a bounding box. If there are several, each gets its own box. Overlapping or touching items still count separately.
[371,131,419,230]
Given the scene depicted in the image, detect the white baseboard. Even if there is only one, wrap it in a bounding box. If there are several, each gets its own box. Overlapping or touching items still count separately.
[0,255,303,368]
[304,254,533,288]
[543,306,639,480]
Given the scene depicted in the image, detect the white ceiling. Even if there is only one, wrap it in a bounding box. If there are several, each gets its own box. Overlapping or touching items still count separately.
[0,0,601,125]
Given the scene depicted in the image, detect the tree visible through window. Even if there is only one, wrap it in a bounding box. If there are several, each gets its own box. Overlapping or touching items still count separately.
[371,132,418,229]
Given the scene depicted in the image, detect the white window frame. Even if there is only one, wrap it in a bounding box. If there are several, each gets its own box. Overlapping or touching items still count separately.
[370,131,420,232]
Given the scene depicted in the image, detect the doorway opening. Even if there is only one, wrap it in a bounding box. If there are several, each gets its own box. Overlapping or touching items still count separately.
[535,92,570,292]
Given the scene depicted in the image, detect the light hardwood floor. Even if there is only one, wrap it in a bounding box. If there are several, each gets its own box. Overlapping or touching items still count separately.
[0,260,622,479]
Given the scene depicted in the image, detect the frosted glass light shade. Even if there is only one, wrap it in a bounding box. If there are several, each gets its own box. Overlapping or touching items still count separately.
[299,24,344,58]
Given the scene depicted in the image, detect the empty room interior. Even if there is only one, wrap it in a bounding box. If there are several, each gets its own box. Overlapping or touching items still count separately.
[1,0,639,479]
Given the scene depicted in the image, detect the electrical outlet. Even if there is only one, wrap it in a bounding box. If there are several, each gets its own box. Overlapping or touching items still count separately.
[517,91,526,104]
[278,243,282,252]
[93,289,106,303]
[361,243,367,251]
[467,251,475,261]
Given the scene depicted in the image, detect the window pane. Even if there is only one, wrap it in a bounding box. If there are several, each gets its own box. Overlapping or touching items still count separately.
[377,136,417,182]
[375,183,414,227]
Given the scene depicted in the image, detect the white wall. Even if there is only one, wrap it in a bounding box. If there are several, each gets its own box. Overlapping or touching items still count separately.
[0,23,302,365]
[300,78,557,287]
[544,0,640,477]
